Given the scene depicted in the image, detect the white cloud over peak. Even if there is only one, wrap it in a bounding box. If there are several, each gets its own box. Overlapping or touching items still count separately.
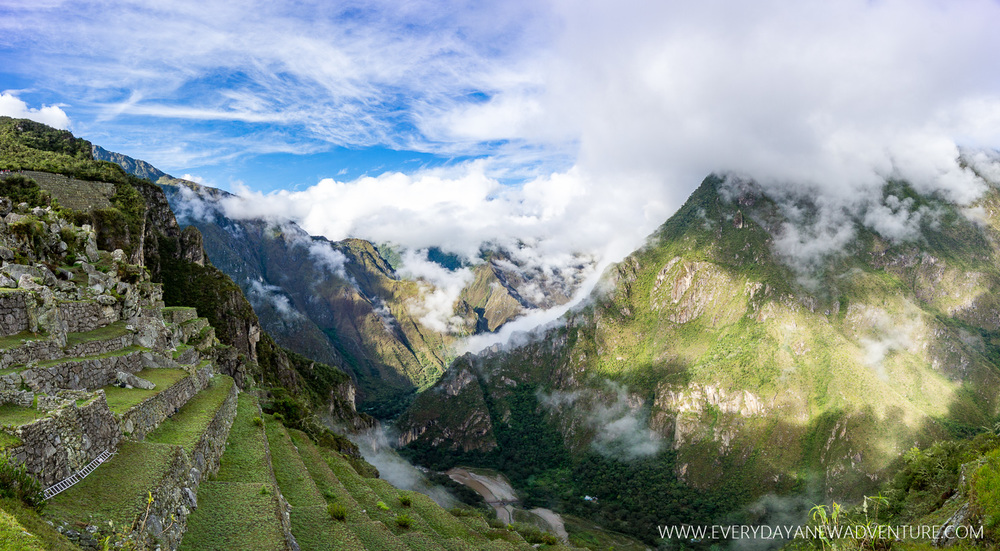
[0,92,71,129]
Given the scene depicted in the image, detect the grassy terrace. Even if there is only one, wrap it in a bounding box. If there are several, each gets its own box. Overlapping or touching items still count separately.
[0,506,48,551]
[64,320,131,349]
[290,506,366,551]
[263,417,325,508]
[177,483,286,551]
[181,393,286,551]
[45,441,176,528]
[0,330,44,351]
[146,375,233,452]
[284,429,368,550]
[0,498,77,551]
[0,404,45,427]
[101,368,191,414]
[215,393,270,483]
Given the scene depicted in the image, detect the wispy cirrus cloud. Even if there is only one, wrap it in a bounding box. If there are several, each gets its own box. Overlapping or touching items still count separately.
[6,0,1000,345]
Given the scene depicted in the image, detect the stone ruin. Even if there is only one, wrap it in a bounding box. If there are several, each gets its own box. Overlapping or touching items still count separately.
[0,198,239,550]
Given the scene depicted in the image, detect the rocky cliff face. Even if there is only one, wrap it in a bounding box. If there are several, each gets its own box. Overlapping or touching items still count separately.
[399,173,1000,507]
[158,179,455,416]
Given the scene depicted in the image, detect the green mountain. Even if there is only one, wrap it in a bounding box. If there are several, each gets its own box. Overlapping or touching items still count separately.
[0,117,582,550]
[147,176,583,417]
[397,172,1000,544]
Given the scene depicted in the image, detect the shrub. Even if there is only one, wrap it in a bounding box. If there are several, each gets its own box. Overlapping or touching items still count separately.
[395,514,413,529]
[376,500,390,511]
[272,413,285,423]
[328,503,347,521]
[0,451,44,512]
[259,485,269,496]
[398,494,412,507]
[252,416,263,428]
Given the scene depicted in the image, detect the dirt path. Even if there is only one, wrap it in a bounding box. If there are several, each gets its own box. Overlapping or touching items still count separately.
[529,507,569,541]
[446,467,518,524]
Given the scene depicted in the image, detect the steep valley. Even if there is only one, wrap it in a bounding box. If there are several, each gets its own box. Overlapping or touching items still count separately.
[0,117,593,551]
[396,173,1000,546]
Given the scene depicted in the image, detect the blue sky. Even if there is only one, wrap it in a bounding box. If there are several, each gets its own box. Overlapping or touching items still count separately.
[2,0,1000,274]
[0,0,571,192]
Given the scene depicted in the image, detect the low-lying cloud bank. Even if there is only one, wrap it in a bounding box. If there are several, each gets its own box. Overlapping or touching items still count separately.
[538,382,663,460]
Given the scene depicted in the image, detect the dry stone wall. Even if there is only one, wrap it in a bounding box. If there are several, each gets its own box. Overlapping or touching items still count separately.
[0,289,29,336]
[7,392,122,486]
[10,348,144,394]
[59,300,119,333]
[119,366,212,440]
[0,339,62,369]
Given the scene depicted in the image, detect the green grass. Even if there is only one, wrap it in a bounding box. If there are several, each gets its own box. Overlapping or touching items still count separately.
[178,482,286,551]
[145,375,234,452]
[290,506,366,551]
[44,441,175,528]
[0,506,48,551]
[180,392,284,550]
[263,417,325,508]
[0,331,43,351]
[0,404,45,427]
[215,393,269,483]
[0,432,22,449]
[287,430,360,512]
[101,368,190,414]
[349,520,409,551]
[171,344,191,360]
[0,498,77,551]
[971,447,1000,538]
[63,320,131,349]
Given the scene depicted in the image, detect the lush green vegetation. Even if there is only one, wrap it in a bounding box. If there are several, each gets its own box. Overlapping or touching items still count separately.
[45,442,175,528]
[0,452,43,513]
[145,376,234,452]
[215,393,270,483]
[178,482,286,551]
[263,417,326,508]
[404,383,740,546]
[180,392,287,551]
[0,498,77,551]
[0,405,45,427]
[0,175,50,208]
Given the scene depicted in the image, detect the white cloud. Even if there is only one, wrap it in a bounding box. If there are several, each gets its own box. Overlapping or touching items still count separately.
[307,241,349,280]
[397,249,474,334]
[6,0,1000,345]
[538,382,662,460]
[247,279,300,320]
[0,92,71,129]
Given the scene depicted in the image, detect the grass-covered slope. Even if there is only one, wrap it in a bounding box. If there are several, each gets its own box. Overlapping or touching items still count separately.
[261,416,578,551]
[180,393,286,551]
